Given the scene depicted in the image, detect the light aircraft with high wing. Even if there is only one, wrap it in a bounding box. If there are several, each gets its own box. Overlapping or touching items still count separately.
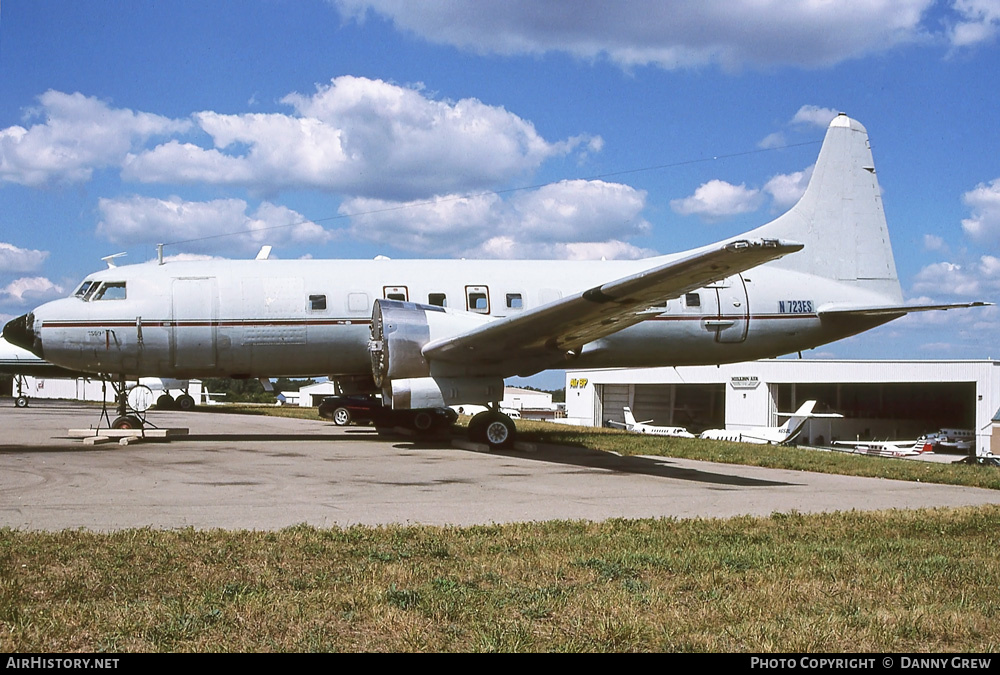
[699,400,843,445]
[608,407,695,438]
[3,115,988,447]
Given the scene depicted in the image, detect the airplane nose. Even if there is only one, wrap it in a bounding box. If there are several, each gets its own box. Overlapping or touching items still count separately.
[3,313,42,357]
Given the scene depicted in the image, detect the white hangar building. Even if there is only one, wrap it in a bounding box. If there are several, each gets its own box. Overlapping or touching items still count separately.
[564,360,1000,456]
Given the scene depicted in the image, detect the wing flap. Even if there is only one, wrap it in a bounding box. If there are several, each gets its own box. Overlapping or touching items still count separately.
[423,238,802,367]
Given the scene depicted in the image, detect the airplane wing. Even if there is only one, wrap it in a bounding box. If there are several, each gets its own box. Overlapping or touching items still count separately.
[833,440,917,448]
[818,301,991,318]
[422,238,802,371]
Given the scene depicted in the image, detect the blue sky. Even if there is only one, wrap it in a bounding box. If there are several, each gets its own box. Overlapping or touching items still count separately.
[2,1,1000,388]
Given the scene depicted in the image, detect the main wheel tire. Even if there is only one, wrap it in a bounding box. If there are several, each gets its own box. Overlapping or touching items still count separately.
[469,411,516,449]
[410,410,436,433]
[176,394,195,411]
[156,394,176,409]
[14,395,29,408]
[332,407,352,426]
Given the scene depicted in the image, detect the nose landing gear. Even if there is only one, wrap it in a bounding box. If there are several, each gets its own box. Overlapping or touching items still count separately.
[98,376,154,431]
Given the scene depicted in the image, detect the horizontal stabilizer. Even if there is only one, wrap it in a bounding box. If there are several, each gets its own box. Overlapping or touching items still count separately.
[818,301,991,318]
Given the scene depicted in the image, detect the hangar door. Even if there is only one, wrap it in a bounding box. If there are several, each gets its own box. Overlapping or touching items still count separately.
[774,382,976,439]
[600,383,724,433]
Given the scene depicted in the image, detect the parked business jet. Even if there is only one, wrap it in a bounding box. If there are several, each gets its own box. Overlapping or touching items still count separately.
[700,400,842,445]
[608,407,695,438]
[2,115,987,446]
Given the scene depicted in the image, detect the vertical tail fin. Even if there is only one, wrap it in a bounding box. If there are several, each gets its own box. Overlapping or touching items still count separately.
[751,114,903,303]
[623,407,637,426]
[781,400,817,436]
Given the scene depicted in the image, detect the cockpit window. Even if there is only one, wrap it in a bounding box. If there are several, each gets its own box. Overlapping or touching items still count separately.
[74,280,95,298]
[91,282,127,301]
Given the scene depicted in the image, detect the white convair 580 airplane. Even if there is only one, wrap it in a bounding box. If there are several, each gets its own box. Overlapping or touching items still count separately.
[2,115,988,447]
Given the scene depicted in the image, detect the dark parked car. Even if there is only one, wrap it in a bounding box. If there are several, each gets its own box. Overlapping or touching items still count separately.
[318,394,458,432]
[318,395,386,426]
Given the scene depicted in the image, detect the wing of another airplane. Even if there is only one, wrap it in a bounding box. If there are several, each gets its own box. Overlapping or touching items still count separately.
[422,238,802,370]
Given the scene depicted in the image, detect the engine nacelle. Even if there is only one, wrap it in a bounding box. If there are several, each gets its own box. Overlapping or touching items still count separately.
[387,376,503,410]
[368,299,492,386]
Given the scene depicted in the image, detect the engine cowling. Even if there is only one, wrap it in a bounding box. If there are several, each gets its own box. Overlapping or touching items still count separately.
[368,299,500,408]
[387,376,503,410]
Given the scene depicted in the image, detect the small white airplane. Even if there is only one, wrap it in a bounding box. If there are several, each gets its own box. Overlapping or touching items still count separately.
[700,400,842,445]
[3,115,988,446]
[832,439,928,458]
[608,407,695,438]
[0,336,91,407]
[1,336,195,410]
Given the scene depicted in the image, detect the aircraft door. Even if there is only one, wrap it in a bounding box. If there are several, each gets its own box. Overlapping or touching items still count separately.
[171,278,218,369]
[708,275,749,343]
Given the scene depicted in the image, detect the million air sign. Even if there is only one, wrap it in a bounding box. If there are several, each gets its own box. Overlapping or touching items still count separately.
[730,376,760,390]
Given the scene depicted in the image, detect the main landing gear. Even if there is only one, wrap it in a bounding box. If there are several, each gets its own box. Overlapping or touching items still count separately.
[154,390,196,410]
[467,408,517,449]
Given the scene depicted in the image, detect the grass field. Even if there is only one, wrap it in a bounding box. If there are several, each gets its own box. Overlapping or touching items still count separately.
[2,406,999,652]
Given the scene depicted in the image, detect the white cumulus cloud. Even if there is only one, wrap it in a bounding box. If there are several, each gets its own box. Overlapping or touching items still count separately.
[949,0,1000,48]
[670,179,763,221]
[125,76,591,201]
[97,196,331,255]
[764,166,813,211]
[339,179,652,258]
[911,257,1000,297]
[332,0,935,70]
[960,177,1000,246]
[790,105,841,127]
[1,277,64,305]
[0,91,189,186]
[0,242,49,273]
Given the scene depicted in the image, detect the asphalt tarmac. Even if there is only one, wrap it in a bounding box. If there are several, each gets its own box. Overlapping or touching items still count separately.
[3,400,999,531]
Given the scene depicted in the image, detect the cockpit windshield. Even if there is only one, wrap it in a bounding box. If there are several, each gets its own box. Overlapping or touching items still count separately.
[92,282,127,301]
[74,280,95,298]
[74,280,126,301]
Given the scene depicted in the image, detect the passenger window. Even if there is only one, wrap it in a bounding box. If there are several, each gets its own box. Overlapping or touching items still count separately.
[466,286,490,313]
[685,293,701,308]
[506,293,523,310]
[93,282,126,301]
[308,294,327,311]
[428,293,447,307]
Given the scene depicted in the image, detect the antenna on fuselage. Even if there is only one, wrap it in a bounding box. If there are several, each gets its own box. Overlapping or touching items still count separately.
[102,252,127,269]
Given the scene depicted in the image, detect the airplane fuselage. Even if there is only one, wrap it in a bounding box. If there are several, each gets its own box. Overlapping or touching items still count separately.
[18,255,893,381]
